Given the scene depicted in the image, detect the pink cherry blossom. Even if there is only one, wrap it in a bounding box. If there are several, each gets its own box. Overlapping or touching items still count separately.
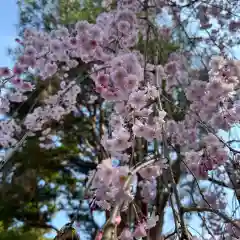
[133,223,147,238]
[120,228,133,240]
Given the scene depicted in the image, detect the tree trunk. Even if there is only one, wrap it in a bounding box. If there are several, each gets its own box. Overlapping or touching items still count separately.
[149,156,182,240]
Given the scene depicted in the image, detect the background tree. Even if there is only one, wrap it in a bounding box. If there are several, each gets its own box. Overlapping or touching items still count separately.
[0,221,48,240]
[1,0,106,239]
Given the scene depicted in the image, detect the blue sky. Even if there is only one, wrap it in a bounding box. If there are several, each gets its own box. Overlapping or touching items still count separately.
[0,0,18,67]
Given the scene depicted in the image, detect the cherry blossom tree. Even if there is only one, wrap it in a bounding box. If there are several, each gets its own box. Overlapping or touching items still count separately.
[0,0,240,240]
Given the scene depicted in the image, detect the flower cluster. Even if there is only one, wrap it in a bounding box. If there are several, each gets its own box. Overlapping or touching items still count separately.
[88,158,133,211]
[184,133,229,179]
